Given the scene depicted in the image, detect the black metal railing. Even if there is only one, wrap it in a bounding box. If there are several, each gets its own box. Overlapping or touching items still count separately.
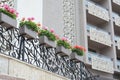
[0,25,96,80]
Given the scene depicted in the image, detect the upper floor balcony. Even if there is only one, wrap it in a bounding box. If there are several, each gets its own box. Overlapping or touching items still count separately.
[87,51,114,73]
[112,0,120,6]
[116,60,120,72]
[86,1,109,22]
[112,0,120,14]
[87,25,112,47]
[87,51,113,63]
[114,36,120,48]
[112,12,120,27]
[113,14,120,36]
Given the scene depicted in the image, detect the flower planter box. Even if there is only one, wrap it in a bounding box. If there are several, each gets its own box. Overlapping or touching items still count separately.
[70,52,83,63]
[19,25,37,39]
[0,13,17,29]
[39,36,56,48]
[56,46,71,56]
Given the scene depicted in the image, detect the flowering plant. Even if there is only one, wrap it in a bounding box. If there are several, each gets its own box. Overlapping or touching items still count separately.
[57,37,71,49]
[38,26,56,41]
[0,4,18,19]
[19,17,40,32]
[72,45,86,56]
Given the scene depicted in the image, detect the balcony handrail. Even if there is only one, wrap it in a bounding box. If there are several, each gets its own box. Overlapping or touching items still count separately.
[117,60,120,65]
[113,0,120,5]
[0,25,96,80]
[112,12,119,18]
[114,35,120,41]
[88,51,113,62]
[87,25,110,35]
[86,0,108,11]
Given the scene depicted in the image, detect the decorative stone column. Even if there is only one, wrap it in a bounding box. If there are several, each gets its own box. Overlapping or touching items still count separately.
[63,0,76,45]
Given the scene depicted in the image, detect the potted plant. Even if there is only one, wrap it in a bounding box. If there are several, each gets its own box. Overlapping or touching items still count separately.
[38,26,56,48]
[19,17,40,39]
[56,37,71,56]
[0,4,18,29]
[70,45,86,62]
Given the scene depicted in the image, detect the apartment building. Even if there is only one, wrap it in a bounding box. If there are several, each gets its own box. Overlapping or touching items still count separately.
[42,0,120,80]
[1,0,120,80]
[81,0,120,79]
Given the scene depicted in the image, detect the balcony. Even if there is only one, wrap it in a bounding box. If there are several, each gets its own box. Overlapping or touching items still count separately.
[112,0,120,14]
[113,13,120,36]
[114,36,120,47]
[117,60,120,71]
[86,1,109,24]
[112,0,120,6]
[0,18,96,80]
[113,12,120,27]
[87,51,114,73]
[87,25,112,48]
[87,51,113,63]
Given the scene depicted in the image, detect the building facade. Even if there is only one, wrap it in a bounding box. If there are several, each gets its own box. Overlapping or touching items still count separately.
[1,0,120,80]
[43,0,120,80]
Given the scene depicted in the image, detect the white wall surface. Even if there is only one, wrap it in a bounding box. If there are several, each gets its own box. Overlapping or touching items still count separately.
[17,0,42,23]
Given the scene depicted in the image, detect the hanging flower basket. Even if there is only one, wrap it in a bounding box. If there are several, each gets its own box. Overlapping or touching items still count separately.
[0,4,18,29]
[70,45,86,63]
[19,25,37,39]
[56,37,71,56]
[38,27,57,48]
[56,46,71,56]
[19,17,39,39]
[39,36,56,48]
[70,52,83,63]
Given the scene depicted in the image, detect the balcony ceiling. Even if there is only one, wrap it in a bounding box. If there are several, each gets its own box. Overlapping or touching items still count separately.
[87,12,108,27]
[112,2,120,14]
[88,37,110,50]
[91,0,105,4]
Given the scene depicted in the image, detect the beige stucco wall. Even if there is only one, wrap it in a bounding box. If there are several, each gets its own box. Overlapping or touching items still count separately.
[0,54,69,80]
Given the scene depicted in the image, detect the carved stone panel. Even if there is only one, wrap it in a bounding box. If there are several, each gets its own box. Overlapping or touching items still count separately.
[63,0,76,45]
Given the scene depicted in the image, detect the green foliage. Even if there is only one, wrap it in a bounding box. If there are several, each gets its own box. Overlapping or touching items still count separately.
[20,21,38,32]
[57,40,71,49]
[38,30,56,41]
[0,9,16,19]
[72,48,84,56]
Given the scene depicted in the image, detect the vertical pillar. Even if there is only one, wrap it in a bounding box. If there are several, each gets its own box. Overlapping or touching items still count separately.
[43,0,77,45]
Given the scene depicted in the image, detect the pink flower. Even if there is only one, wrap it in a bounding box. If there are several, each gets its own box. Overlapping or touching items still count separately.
[0,5,2,8]
[16,12,19,17]
[22,17,25,21]
[43,26,48,30]
[9,8,15,13]
[37,23,41,26]
[27,17,34,21]
[27,18,31,21]
[50,28,54,33]
[55,34,59,39]
[31,17,35,20]
[61,37,67,41]
[3,4,10,12]
[3,4,9,9]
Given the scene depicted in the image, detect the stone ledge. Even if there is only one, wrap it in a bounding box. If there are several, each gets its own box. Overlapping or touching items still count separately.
[0,74,25,80]
[0,53,69,80]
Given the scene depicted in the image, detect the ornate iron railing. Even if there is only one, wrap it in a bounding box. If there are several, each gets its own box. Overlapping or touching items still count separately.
[0,25,97,80]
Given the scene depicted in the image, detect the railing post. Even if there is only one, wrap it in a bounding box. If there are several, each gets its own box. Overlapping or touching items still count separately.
[18,35,25,61]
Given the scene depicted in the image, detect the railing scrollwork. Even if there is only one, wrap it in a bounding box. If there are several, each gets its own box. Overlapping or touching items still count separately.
[0,25,96,80]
